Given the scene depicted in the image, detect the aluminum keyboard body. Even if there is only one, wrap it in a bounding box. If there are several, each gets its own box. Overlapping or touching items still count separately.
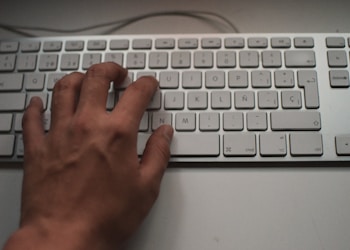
[0,33,350,163]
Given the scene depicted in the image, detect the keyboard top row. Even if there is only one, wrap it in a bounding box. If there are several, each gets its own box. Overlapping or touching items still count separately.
[1,36,350,53]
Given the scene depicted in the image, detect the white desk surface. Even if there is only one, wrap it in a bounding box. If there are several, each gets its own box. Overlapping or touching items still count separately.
[1,0,350,249]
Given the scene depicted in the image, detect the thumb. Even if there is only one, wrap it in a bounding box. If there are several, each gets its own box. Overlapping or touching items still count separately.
[140,125,173,185]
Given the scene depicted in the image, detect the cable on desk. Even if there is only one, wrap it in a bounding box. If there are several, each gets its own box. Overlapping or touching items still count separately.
[0,10,240,37]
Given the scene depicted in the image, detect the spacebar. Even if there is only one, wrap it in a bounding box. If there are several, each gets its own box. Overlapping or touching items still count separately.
[138,133,220,156]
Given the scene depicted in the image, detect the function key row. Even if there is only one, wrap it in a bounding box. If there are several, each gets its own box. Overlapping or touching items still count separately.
[2,36,349,53]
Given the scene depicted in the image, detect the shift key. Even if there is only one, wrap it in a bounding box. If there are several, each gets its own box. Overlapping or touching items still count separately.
[271,111,321,130]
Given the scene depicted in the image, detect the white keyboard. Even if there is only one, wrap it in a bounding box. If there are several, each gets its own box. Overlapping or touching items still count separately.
[1,33,350,163]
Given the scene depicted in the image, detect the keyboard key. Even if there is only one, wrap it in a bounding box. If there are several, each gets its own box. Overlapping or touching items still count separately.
[136,71,156,80]
[285,51,316,67]
[152,112,172,130]
[178,38,198,49]
[171,52,191,68]
[17,54,37,71]
[0,93,26,111]
[0,73,23,91]
[60,54,80,70]
[82,53,102,70]
[259,133,287,156]
[296,70,320,108]
[211,91,231,109]
[199,112,219,131]
[327,51,348,67]
[224,37,244,48]
[175,113,196,131]
[126,52,146,69]
[205,71,225,88]
[87,40,106,50]
[16,134,24,157]
[258,91,278,109]
[26,92,48,110]
[21,41,40,52]
[155,38,175,49]
[223,112,244,131]
[248,37,268,48]
[326,37,346,48]
[271,111,321,131]
[110,39,129,50]
[234,91,255,109]
[149,52,168,69]
[47,73,66,90]
[132,39,152,49]
[39,54,58,71]
[0,41,19,52]
[294,37,314,48]
[0,54,16,72]
[0,114,13,131]
[228,70,248,88]
[223,133,256,156]
[247,111,267,131]
[159,71,179,89]
[194,51,213,68]
[164,92,184,110]
[14,113,23,131]
[201,38,221,48]
[65,40,84,51]
[303,81,319,108]
[187,91,208,110]
[281,91,302,109]
[217,51,236,68]
[290,133,323,156]
[182,71,202,89]
[0,135,15,156]
[274,70,295,88]
[105,53,123,66]
[335,135,350,155]
[170,133,219,156]
[251,71,271,88]
[329,70,350,87]
[239,51,259,68]
[297,70,317,87]
[271,37,291,48]
[43,41,62,51]
[262,51,282,68]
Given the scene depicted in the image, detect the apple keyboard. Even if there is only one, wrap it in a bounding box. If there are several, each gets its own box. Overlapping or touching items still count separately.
[0,33,350,163]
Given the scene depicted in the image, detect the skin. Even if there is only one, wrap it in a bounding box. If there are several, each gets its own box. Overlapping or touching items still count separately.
[4,62,174,250]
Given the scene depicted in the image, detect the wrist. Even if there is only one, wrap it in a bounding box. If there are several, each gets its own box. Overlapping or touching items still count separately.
[3,219,119,250]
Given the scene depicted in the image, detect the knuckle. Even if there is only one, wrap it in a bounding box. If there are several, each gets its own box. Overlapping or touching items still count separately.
[70,114,93,134]
[86,63,109,77]
[53,72,82,93]
[111,119,133,138]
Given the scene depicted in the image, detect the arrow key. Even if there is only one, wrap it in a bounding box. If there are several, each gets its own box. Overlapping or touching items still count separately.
[335,135,350,155]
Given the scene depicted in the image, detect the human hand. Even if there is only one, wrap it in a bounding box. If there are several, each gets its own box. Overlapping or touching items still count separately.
[4,62,173,250]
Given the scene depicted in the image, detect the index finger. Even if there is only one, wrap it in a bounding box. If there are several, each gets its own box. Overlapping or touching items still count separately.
[112,76,158,132]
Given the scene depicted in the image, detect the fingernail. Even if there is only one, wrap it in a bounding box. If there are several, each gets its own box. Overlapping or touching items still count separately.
[162,125,174,145]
